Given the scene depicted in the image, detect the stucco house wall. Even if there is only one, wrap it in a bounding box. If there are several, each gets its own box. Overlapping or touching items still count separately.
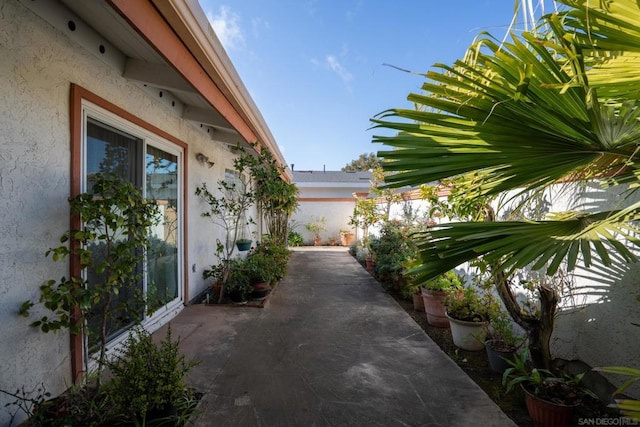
[0,1,269,423]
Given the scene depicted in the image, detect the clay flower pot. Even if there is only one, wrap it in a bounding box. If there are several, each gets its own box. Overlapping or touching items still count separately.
[421,288,450,328]
[522,384,577,427]
[412,293,425,312]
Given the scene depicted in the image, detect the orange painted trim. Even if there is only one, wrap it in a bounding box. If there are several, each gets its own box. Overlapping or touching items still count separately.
[70,84,190,380]
[298,198,357,202]
[106,0,257,144]
[69,85,84,382]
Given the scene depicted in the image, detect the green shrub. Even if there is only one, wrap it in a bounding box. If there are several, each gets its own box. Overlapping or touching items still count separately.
[444,286,496,322]
[287,231,304,247]
[106,326,198,423]
[369,220,418,290]
[423,270,464,291]
[253,242,290,281]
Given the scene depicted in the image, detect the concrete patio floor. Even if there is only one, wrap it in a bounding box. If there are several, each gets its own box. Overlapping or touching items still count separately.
[156,247,516,426]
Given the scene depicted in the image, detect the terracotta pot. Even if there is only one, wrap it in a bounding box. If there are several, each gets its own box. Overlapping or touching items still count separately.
[412,293,424,311]
[313,237,322,246]
[365,255,374,272]
[446,313,487,351]
[421,288,449,328]
[522,384,577,427]
[341,233,355,246]
[485,340,516,373]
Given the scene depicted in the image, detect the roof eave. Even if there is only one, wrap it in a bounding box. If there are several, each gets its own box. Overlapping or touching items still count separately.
[151,0,292,182]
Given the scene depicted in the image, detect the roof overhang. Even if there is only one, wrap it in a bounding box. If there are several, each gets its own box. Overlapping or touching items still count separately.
[22,0,291,181]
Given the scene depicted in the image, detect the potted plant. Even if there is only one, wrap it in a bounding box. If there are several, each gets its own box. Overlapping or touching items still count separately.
[225,258,252,304]
[106,326,198,425]
[398,279,423,311]
[420,270,463,328]
[339,228,355,246]
[287,230,304,247]
[444,285,495,351]
[245,251,276,299]
[485,309,525,373]
[195,148,257,302]
[305,215,326,245]
[503,349,594,427]
[236,238,252,252]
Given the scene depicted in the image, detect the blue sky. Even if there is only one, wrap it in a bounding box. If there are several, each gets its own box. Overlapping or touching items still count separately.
[198,1,552,171]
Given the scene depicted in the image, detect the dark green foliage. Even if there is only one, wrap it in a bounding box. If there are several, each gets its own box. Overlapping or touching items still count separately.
[197,143,296,301]
[253,241,290,281]
[106,326,198,424]
[444,286,497,323]
[19,173,160,381]
[342,152,381,172]
[287,231,304,247]
[422,270,464,292]
[369,221,418,292]
[245,251,277,284]
[3,327,200,426]
[225,258,252,302]
[502,349,594,406]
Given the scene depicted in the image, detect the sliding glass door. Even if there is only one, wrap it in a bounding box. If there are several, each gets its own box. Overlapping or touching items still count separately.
[83,108,182,349]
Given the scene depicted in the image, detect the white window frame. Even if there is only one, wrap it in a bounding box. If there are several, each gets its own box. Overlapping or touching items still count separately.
[80,100,184,356]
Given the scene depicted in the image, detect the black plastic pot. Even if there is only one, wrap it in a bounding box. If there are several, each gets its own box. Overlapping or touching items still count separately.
[485,340,517,373]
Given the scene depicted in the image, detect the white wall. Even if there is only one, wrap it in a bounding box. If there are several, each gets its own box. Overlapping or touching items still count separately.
[293,201,357,244]
[0,2,252,423]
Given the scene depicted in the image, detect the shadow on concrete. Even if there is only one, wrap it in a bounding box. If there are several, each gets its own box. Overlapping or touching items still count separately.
[155,248,516,426]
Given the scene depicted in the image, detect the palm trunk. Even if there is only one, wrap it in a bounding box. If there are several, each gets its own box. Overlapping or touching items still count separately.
[494,272,556,370]
[487,205,557,370]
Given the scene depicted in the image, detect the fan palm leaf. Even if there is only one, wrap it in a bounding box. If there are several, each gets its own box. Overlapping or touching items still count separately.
[372,1,640,281]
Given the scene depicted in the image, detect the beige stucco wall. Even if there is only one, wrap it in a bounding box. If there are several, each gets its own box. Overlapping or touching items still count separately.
[0,2,256,423]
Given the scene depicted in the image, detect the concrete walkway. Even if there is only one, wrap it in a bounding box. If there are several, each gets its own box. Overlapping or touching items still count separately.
[159,247,516,426]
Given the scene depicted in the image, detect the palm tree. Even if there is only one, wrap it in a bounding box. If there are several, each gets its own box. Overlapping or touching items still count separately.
[372,0,640,369]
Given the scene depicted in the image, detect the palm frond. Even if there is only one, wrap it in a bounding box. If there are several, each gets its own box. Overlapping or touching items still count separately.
[408,204,640,285]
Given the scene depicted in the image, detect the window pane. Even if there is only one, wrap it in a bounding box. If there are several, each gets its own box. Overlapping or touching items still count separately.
[87,118,141,186]
[86,119,144,349]
[146,145,179,313]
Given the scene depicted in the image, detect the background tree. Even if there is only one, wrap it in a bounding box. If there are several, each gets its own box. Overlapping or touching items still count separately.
[342,152,381,171]
[249,143,299,247]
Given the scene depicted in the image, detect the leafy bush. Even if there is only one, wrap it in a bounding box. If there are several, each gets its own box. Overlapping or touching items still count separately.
[253,241,290,281]
[245,250,278,284]
[106,326,198,423]
[225,258,252,301]
[287,231,304,247]
[423,270,464,291]
[444,286,497,322]
[369,221,418,290]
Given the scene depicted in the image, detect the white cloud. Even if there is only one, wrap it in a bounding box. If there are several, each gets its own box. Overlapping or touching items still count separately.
[251,17,270,38]
[206,6,244,51]
[326,55,353,87]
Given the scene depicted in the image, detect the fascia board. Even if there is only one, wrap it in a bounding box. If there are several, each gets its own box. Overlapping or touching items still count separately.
[152,0,291,182]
